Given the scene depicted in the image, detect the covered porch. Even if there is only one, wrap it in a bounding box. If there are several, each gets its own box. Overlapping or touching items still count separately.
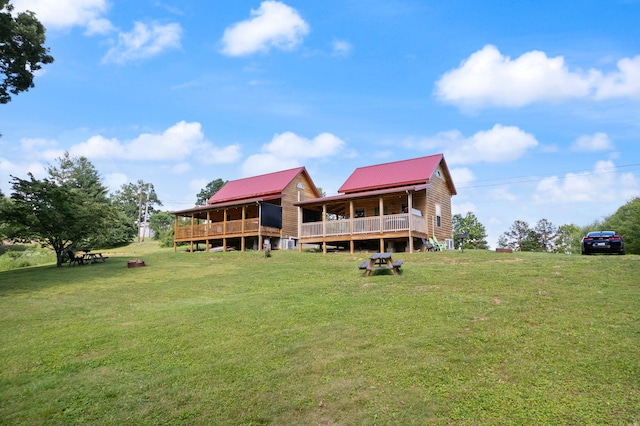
[296,185,431,253]
[173,200,282,252]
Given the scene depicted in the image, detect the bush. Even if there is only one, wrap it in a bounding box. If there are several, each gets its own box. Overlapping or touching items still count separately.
[0,245,57,271]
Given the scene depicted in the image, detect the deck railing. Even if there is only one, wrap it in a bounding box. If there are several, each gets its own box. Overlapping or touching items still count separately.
[175,219,262,239]
[300,213,426,238]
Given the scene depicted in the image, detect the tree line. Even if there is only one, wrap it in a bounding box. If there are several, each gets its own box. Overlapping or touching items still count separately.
[453,201,639,255]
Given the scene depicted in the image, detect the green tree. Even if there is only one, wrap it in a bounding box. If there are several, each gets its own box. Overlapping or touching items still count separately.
[499,220,539,251]
[149,211,176,247]
[47,152,107,201]
[553,223,582,254]
[110,180,162,224]
[1,0,54,104]
[47,153,134,248]
[534,218,556,252]
[0,174,109,266]
[196,178,227,206]
[602,196,640,254]
[0,188,8,240]
[452,212,489,249]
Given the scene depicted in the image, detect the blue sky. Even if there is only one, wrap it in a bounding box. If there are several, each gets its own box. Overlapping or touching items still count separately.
[2,0,640,247]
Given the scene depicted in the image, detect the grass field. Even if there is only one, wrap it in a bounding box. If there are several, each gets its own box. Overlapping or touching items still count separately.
[1,243,639,425]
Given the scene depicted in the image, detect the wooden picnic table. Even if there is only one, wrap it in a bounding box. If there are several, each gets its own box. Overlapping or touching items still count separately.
[359,252,403,276]
[82,252,108,264]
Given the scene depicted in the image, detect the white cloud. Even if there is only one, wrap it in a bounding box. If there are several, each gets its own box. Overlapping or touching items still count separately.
[435,45,640,108]
[12,0,113,34]
[595,55,640,99]
[67,121,240,165]
[203,145,242,165]
[431,124,538,165]
[571,132,614,152]
[220,1,309,56]
[533,160,630,203]
[452,202,477,216]
[435,45,594,107]
[332,40,352,57]
[449,167,475,186]
[0,157,47,194]
[489,188,517,202]
[102,21,182,64]
[126,121,201,160]
[70,135,124,159]
[241,131,345,176]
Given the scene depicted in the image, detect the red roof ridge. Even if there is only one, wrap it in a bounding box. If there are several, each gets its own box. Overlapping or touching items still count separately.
[207,166,308,205]
[338,154,446,194]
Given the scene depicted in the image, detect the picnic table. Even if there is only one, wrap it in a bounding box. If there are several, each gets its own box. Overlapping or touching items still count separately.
[359,252,403,276]
[82,252,108,264]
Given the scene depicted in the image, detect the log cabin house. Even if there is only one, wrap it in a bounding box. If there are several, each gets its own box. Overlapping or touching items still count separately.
[295,154,456,253]
[172,167,322,252]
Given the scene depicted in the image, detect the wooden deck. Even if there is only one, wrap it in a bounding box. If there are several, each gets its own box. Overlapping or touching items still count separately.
[174,219,262,240]
[300,213,426,239]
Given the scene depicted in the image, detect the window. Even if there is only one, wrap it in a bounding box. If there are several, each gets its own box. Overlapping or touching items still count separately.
[355,208,365,218]
[374,207,389,216]
[435,203,441,227]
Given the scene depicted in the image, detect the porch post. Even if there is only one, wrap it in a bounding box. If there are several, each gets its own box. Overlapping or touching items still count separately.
[205,210,210,251]
[297,191,302,252]
[190,214,195,253]
[349,200,355,254]
[241,206,246,252]
[258,202,263,251]
[408,191,414,253]
[379,197,384,233]
[223,209,228,252]
[322,204,327,254]
[322,204,327,237]
[173,215,178,252]
[380,238,384,253]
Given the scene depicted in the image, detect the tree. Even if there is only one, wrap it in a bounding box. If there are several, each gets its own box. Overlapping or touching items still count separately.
[1,0,54,104]
[553,223,582,254]
[47,153,134,248]
[47,152,107,201]
[149,211,175,247]
[0,174,109,266]
[110,180,162,224]
[195,178,227,206]
[534,218,556,252]
[0,188,8,240]
[452,212,489,249]
[498,220,540,251]
[602,196,640,255]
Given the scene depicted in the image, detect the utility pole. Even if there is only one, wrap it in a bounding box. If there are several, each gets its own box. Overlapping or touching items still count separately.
[141,184,151,242]
[137,185,144,244]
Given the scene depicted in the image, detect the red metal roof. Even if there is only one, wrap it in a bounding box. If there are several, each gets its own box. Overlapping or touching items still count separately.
[338,154,445,194]
[207,167,307,205]
[295,184,431,207]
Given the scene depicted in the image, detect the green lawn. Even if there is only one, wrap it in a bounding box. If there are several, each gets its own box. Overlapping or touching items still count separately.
[1,244,638,425]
